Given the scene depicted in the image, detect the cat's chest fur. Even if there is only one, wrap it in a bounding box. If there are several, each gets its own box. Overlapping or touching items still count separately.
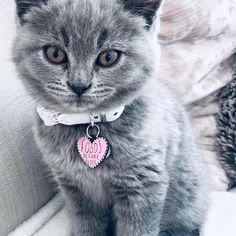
[35,98,180,205]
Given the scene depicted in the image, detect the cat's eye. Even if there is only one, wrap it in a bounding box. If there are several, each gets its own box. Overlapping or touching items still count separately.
[44,46,68,65]
[96,50,121,68]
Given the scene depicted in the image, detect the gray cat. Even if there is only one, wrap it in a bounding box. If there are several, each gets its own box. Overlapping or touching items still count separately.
[13,0,210,235]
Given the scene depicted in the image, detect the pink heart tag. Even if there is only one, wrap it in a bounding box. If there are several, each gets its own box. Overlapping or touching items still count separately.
[77,137,108,168]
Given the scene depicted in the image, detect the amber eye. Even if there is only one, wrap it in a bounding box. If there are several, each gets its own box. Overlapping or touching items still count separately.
[44,46,68,64]
[96,50,121,68]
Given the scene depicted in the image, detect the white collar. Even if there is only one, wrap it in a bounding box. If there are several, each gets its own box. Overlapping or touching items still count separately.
[36,105,125,127]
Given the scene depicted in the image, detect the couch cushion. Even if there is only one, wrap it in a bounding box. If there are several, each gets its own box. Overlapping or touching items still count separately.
[0,1,55,235]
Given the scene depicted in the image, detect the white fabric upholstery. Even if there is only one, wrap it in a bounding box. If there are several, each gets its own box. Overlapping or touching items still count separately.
[0,2,55,235]
[8,195,64,236]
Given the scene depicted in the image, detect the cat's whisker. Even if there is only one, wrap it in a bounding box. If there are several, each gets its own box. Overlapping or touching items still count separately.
[47,81,67,88]
[46,85,67,93]
[49,91,77,99]
[45,85,78,98]
[93,83,110,89]
[88,94,109,99]
[91,89,113,95]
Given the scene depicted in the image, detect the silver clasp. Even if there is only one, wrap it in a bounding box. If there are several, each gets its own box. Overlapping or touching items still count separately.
[89,113,95,127]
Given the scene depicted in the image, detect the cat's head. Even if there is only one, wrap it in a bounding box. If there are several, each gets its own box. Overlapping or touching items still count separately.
[14,0,163,113]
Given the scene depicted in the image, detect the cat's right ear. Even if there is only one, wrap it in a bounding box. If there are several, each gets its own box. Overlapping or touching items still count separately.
[15,0,48,24]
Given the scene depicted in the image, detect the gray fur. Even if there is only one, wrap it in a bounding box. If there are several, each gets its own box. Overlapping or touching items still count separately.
[13,0,210,235]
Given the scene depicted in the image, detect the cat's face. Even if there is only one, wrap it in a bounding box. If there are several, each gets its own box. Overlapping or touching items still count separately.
[14,0,162,113]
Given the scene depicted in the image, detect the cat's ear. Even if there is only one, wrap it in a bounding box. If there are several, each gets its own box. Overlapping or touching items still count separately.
[15,0,48,24]
[121,0,163,28]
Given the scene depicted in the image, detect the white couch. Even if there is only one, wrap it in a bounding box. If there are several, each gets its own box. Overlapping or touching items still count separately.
[0,1,235,236]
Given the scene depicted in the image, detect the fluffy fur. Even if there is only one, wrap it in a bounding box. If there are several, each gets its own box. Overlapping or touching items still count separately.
[217,68,236,188]
[13,0,210,235]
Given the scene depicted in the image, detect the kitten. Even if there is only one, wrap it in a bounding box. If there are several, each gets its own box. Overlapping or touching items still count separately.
[13,0,210,235]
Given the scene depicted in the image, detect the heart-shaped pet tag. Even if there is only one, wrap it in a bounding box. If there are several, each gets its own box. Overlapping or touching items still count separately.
[77,137,109,168]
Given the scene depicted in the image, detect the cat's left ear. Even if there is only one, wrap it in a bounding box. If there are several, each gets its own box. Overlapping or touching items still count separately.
[15,0,48,24]
[121,0,163,28]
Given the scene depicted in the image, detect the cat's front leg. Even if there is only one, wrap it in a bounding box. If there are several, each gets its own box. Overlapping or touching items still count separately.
[112,173,168,236]
[60,183,108,236]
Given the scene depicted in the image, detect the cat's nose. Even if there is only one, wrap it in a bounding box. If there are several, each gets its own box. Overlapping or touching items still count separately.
[67,81,91,96]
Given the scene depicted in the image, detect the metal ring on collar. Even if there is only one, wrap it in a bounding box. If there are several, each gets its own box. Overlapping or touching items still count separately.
[86,124,100,139]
